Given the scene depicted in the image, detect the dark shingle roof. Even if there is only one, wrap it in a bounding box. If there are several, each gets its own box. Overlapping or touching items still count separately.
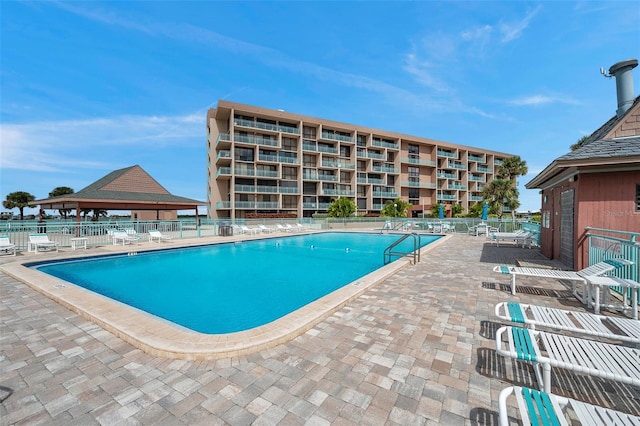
[558,136,640,161]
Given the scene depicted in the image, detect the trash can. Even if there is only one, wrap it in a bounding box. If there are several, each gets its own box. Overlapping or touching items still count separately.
[218,222,233,236]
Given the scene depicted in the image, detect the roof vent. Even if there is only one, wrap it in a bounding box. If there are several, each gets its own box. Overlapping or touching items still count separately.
[601,59,638,118]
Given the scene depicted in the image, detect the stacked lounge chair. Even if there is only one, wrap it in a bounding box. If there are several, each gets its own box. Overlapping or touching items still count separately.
[492,258,633,297]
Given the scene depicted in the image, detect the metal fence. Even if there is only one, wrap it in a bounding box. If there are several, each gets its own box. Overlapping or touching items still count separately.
[586,227,639,302]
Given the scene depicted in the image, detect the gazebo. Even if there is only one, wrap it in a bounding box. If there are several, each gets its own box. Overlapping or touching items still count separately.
[31,165,206,222]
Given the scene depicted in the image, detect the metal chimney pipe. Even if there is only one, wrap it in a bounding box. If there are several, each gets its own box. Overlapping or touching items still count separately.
[608,59,638,118]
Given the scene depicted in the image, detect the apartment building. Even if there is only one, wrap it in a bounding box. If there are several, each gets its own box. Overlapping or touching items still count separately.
[207,100,514,219]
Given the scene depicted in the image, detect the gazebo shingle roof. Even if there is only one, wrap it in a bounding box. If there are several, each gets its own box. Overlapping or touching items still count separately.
[32,165,205,210]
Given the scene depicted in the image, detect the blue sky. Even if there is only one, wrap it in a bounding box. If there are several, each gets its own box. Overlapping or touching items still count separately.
[1,1,639,216]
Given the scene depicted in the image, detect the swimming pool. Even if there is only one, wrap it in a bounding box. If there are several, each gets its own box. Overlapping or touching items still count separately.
[34,232,439,334]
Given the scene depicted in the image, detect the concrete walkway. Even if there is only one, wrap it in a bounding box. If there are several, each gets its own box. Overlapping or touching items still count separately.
[1,234,638,425]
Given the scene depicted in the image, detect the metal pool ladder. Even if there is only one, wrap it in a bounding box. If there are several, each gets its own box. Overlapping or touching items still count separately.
[383,233,421,265]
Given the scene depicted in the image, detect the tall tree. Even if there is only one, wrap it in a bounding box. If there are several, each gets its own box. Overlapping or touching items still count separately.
[49,186,75,219]
[482,179,518,219]
[3,191,36,220]
[494,156,527,218]
[327,197,356,218]
[381,198,411,218]
[497,156,528,181]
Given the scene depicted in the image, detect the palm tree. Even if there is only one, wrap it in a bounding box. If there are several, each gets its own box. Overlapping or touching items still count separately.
[495,156,527,219]
[482,179,518,219]
[497,156,528,181]
[381,198,411,218]
[3,191,36,220]
[49,186,74,219]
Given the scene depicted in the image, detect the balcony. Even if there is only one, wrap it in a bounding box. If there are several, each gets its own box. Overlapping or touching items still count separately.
[317,174,338,182]
[234,118,279,133]
[234,133,279,147]
[216,150,231,162]
[402,181,436,189]
[437,194,457,201]
[255,169,279,178]
[321,131,353,142]
[469,175,485,182]
[323,189,355,196]
[258,154,278,162]
[216,133,231,145]
[469,195,484,202]
[215,201,231,209]
[373,191,398,198]
[371,139,399,150]
[303,172,318,180]
[494,159,503,166]
[477,166,493,173]
[437,172,457,179]
[303,142,317,152]
[468,155,485,162]
[437,150,456,158]
[216,167,232,177]
[278,125,300,135]
[317,145,339,154]
[234,184,256,193]
[278,155,299,164]
[367,152,385,160]
[256,186,279,193]
[279,187,299,194]
[447,161,466,170]
[235,167,255,177]
[448,184,467,190]
[372,165,398,173]
[401,157,436,167]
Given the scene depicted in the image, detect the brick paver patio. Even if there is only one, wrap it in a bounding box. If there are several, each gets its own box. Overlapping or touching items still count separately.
[1,234,638,425]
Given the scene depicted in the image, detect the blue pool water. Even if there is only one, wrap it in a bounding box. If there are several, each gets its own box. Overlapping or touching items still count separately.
[35,232,439,334]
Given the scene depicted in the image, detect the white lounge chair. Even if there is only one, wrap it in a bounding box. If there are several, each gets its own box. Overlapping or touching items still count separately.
[240,225,260,235]
[492,258,633,297]
[498,386,640,426]
[495,326,640,393]
[295,223,308,231]
[112,230,139,246]
[148,229,172,242]
[276,224,291,233]
[495,302,640,345]
[258,224,275,234]
[28,234,59,253]
[0,236,16,256]
[490,230,533,248]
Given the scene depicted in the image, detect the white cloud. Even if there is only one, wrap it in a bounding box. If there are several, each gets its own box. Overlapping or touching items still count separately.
[499,5,542,43]
[0,113,204,173]
[507,94,579,106]
[403,53,450,92]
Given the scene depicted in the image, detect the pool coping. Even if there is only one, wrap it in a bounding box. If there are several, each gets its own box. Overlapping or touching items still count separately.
[0,231,451,360]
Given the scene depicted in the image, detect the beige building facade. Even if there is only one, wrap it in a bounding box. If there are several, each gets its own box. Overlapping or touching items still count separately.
[207,100,514,219]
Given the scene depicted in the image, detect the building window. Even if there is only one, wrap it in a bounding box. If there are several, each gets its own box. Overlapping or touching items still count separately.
[408,144,419,155]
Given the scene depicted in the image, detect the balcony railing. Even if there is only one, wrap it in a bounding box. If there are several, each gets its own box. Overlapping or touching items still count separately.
[323,189,355,196]
[437,150,456,158]
[437,172,457,179]
[447,161,466,170]
[469,176,485,182]
[216,133,231,145]
[216,167,232,177]
[401,157,436,167]
[371,139,399,150]
[279,187,299,194]
[278,155,299,164]
[317,145,339,154]
[373,191,398,198]
[215,201,231,209]
[469,196,484,201]
[258,154,278,162]
[437,194,457,200]
[321,131,353,142]
[372,165,398,173]
[216,150,231,161]
[477,166,493,173]
[402,181,436,189]
[468,155,485,162]
[367,152,385,160]
[317,174,338,182]
[234,133,279,147]
[448,184,466,190]
[255,170,279,178]
[302,142,317,151]
[234,118,278,132]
